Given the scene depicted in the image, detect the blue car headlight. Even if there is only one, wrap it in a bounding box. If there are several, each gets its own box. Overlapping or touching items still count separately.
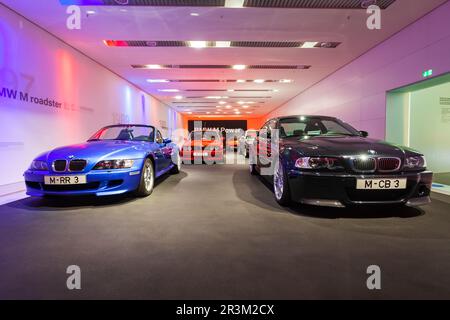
[93,159,134,170]
[404,156,427,170]
[30,160,48,171]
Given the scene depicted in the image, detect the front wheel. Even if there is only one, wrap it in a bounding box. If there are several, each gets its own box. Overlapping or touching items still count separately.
[274,161,291,206]
[249,163,258,175]
[170,152,182,174]
[135,158,155,197]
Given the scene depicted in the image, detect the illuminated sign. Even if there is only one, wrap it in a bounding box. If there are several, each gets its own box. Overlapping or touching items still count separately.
[422,69,433,78]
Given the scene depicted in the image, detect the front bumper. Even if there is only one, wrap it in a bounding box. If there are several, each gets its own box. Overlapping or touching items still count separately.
[23,167,142,197]
[287,170,433,207]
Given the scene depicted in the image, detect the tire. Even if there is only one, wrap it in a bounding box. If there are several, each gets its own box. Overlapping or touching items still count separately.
[170,152,182,174]
[273,160,292,206]
[249,163,258,175]
[244,147,249,158]
[135,158,155,197]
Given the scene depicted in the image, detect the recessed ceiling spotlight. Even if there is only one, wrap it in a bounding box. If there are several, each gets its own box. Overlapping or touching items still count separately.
[158,89,180,92]
[226,105,232,109]
[206,112,211,114]
[242,105,249,109]
[232,65,247,71]
[227,89,235,92]
[254,79,265,84]
[188,112,193,114]
[273,89,280,92]
[246,111,252,114]
[236,79,246,83]
[145,64,163,69]
[175,95,183,100]
[190,12,200,16]
[224,0,245,8]
[238,101,245,105]
[147,79,169,83]
[301,42,318,49]
[206,96,223,99]
[235,111,241,114]
[215,41,231,48]
[279,79,293,83]
[189,41,208,49]
[219,101,227,105]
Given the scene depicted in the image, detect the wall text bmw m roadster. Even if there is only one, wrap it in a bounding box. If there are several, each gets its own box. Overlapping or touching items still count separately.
[24,125,181,197]
[250,116,433,208]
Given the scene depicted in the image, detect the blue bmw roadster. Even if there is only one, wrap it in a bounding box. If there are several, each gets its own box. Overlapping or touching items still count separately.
[24,124,181,197]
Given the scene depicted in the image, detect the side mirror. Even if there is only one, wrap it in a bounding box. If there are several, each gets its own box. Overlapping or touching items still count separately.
[163,138,172,144]
[359,131,369,138]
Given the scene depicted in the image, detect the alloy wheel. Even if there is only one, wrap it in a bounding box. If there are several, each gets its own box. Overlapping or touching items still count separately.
[274,162,284,200]
[144,162,154,192]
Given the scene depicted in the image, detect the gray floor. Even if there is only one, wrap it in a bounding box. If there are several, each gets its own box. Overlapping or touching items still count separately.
[1,162,450,300]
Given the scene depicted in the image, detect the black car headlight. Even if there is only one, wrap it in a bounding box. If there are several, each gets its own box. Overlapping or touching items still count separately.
[30,160,48,171]
[93,159,134,170]
[295,157,342,170]
[404,156,427,170]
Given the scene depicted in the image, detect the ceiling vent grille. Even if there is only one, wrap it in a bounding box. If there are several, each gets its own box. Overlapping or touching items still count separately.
[102,0,226,6]
[105,40,341,48]
[133,64,310,69]
[242,0,396,9]
[72,0,396,9]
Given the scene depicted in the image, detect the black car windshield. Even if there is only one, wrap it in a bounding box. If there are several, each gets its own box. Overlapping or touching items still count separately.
[89,125,155,142]
[279,117,359,138]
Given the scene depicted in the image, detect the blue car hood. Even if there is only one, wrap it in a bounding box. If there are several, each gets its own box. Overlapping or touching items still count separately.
[42,140,148,162]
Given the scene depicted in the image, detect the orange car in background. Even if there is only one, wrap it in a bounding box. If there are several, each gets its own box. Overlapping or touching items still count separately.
[181,131,224,164]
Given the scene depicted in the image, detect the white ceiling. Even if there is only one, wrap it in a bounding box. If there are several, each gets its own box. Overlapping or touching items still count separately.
[1,0,447,118]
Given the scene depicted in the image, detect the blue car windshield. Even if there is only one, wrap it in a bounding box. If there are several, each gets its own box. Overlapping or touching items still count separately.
[89,125,155,142]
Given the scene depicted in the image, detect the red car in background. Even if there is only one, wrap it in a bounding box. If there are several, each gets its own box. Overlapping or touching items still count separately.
[181,131,224,164]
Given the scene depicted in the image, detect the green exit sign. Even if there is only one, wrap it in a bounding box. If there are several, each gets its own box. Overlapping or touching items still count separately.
[422,69,433,78]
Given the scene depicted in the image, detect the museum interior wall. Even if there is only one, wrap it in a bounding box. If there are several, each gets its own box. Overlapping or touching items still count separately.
[265,1,450,140]
[0,5,182,193]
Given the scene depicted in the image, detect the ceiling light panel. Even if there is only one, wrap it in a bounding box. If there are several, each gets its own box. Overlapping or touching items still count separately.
[62,0,396,10]
[132,64,310,70]
[104,40,341,48]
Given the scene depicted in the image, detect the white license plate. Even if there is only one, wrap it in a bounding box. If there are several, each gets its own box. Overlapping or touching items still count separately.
[193,152,208,157]
[356,178,407,190]
[44,175,87,185]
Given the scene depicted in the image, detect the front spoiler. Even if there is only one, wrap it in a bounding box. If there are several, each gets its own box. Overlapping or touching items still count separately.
[288,170,433,208]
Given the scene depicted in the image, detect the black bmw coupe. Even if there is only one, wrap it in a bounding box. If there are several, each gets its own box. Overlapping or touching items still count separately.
[250,115,433,208]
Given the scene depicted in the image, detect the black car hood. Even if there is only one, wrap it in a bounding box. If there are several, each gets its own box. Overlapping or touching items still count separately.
[282,136,418,157]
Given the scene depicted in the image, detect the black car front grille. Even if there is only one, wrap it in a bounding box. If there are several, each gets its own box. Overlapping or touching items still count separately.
[69,160,87,172]
[352,158,376,172]
[377,157,401,172]
[42,182,101,192]
[53,160,67,172]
